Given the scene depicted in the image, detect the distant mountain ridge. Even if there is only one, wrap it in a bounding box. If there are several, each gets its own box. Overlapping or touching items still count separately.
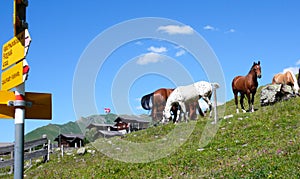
[25,113,151,142]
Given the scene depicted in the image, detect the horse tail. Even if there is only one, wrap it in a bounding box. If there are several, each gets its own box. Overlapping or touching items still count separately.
[141,93,154,110]
[284,69,299,92]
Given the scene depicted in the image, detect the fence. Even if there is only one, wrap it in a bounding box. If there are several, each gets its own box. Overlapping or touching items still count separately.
[0,136,50,175]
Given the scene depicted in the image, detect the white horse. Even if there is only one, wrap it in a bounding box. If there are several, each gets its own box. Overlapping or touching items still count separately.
[162,81,220,123]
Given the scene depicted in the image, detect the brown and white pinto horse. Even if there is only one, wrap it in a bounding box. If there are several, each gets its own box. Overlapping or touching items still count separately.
[232,61,262,113]
[141,88,204,122]
[272,69,299,95]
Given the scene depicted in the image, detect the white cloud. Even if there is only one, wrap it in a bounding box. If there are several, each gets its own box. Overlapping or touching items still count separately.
[282,67,299,74]
[225,28,236,33]
[157,25,194,35]
[135,98,141,101]
[136,52,165,65]
[135,41,143,45]
[175,49,186,57]
[203,25,217,31]
[147,46,167,53]
[281,59,300,74]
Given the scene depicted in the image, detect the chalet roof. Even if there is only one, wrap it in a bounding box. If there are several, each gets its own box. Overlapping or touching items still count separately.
[97,130,124,138]
[114,117,123,123]
[86,123,114,129]
[114,116,150,124]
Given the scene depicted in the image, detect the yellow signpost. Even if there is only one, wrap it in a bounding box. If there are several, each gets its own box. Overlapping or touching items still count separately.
[0,90,15,118]
[2,31,26,70]
[1,60,24,91]
[1,1,51,178]
[0,91,52,119]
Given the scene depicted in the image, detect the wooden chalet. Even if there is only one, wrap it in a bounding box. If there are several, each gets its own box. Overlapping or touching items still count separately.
[54,134,84,148]
[116,116,150,131]
[85,116,151,139]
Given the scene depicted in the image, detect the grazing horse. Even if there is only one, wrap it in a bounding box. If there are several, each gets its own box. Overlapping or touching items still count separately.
[298,68,300,88]
[232,61,262,113]
[272,69,299,95]
[141,88,203,122]
[141,88,174,122]
[162,81,219,123]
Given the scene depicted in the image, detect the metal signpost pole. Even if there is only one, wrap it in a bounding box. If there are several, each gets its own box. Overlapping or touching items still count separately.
[14,84,25,179]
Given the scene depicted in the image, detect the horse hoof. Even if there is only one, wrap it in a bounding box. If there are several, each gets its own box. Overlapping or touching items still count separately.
[242,109,247,113]
[236,109,239,114]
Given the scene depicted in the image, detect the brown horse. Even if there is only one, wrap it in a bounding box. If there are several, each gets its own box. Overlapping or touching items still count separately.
[272,70,299,95]
[141,88,204,122]
[232,61,262,113]
[298,68,300,88]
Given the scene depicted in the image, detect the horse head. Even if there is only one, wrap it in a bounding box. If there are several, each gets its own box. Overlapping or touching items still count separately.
[252,61,262,78]
[161,110,171,124]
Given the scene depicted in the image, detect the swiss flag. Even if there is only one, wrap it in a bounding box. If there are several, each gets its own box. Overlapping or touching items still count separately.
[104,108,111,113]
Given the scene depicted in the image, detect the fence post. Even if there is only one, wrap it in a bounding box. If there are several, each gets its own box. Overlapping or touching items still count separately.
[47,140,50,161]
[213,86,218,124]
[29,148,32,167]
[61,145,64,158]
[10,151,14,174]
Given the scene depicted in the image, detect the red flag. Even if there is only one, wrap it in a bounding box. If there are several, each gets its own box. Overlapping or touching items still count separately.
[104,108,111,113]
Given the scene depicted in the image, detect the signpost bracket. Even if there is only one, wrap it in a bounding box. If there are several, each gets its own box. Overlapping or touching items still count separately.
[7,100,32,107]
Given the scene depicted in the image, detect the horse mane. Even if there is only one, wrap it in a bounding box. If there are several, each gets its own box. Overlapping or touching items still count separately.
[283,69,299,91]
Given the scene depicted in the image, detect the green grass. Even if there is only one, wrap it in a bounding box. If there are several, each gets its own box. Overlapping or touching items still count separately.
[4,93,300,178]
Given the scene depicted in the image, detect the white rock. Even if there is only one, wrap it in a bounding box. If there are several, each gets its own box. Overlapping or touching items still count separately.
[77,147,86,155]
[224,114,233,119]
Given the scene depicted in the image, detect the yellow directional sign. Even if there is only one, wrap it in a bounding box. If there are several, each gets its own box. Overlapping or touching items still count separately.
[1,60,24,91]
[0,91,15,118]
[2,31,26,70]
[0,91,52,119]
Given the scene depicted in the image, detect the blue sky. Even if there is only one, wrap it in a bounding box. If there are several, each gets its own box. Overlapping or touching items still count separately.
[1,0,300,142]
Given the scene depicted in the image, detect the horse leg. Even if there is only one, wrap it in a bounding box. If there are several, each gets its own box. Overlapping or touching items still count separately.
[178,101,187,123]
[171,104,179,123]
[189,102,197,120]
[163,100,173,123]
[202,96,212,118]
[250,92,255,112]
[246,92,252,112]
[196,101,205,117]
[151,105,156,122]
[234,91,239,113]
[240,93,246,113]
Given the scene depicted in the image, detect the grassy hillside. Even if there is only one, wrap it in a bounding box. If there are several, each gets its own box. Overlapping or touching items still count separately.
[24,122,82,142]
[20,92,299,178]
